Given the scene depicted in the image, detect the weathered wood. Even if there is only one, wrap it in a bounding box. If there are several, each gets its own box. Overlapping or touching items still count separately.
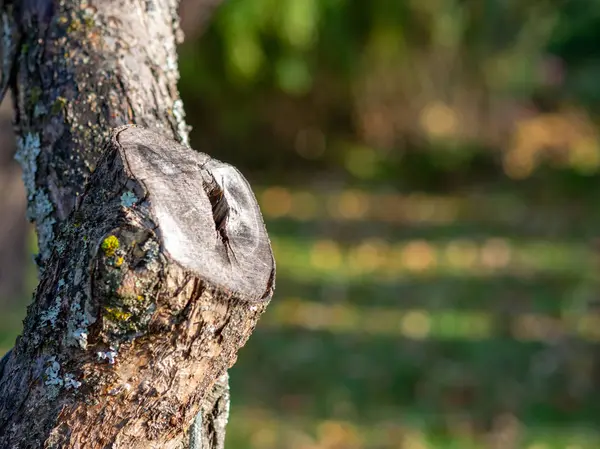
[0,1,265,447]
[0,126,274,448]
[119,128,273,301]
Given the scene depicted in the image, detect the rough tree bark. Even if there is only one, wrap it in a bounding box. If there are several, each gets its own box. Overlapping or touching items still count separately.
[0,1,274,448]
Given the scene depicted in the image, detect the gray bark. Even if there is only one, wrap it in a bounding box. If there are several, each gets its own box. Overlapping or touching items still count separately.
[0,126,274,447]
[0,1,274,448]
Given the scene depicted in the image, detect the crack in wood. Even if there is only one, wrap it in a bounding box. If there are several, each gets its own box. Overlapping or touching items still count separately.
[202,172,237,265]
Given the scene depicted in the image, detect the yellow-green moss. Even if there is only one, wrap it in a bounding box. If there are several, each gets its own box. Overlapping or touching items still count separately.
[67,20,81,33]
[52,96,67,114]
[114,256,124,267]
[30,87,42,105]
[104,307,132,322]
[101,235,119,257]
[84,16,95,28]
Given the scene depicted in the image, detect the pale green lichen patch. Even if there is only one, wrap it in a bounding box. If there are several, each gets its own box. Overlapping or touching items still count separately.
[66,293,93,350]
[120,191,137,207]
[172,99,190,147]
[44,357,82,398]
[30,190,57,262]
[64,373,82,390]
[29,189,53,221]
[44,356,63,399]
[97,349,117,365]
[55,240,67,255]
[71,328,88,349]
[44,357,62,387]
[34,102,48,117]
[40,297,62,329]
[142,239,159,261]
[73,268,83,286]
[14,132,41,200]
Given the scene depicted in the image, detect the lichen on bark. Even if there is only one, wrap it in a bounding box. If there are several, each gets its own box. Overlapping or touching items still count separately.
[0,126,274,448]
[0,1,263,448]
[4,0,192,267]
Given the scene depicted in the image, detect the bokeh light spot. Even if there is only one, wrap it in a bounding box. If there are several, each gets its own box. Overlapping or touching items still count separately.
[444,239,478,270]
[261,187,292,218]
[480,238,512,269]
[401,240,437,273]
[337,190,368,220]
[290,191,318,220]
[310,240,343,271]
[344,146,378,179]
[401,310,431,340]
[420,101,459,138]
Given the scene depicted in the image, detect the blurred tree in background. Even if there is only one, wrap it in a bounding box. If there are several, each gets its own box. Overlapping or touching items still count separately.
[181,0,600,189]
[4,0,600,447]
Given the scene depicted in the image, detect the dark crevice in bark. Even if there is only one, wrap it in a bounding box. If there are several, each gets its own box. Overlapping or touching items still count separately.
[203,173,237,264]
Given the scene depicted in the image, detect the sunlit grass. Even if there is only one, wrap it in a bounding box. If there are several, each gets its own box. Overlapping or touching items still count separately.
[226,406,600,449]
[262,298,600,342]
[257,187,600,231]
[271,235,594,282]
[258,187,519,224]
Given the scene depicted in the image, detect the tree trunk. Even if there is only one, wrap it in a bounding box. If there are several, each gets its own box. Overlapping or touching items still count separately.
[0,1,274,448]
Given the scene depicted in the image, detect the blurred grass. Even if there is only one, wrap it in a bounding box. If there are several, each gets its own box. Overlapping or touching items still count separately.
[225,406,600,449]
[229,188,600,448]
[271,235,593,281]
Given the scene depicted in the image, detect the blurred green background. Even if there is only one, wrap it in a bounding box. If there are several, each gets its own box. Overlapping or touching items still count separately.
[4,0,600,447]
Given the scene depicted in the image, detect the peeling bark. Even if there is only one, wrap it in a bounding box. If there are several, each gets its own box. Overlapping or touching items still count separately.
[0,1,270,448]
